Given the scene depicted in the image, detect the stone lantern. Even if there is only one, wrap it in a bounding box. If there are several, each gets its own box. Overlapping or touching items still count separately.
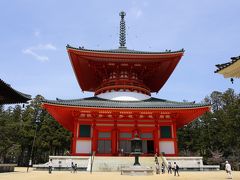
[131,134,142,166]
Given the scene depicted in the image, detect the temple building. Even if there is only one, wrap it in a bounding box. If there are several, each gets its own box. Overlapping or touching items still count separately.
[215,56,240,79]
[0,78,31,105]
[43,12,210,156]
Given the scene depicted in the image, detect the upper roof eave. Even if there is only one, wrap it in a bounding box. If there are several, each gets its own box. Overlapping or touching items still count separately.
[66,44,185,56]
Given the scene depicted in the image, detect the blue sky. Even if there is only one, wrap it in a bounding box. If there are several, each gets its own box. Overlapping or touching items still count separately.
[0,0,240,103]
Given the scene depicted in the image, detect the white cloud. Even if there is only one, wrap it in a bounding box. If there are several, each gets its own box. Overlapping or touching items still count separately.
[22,43,57,62]
[31,43,57,51]
[23,49,49,62]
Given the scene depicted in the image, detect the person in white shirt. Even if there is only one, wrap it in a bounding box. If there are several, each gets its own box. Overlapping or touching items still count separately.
[173,162,180,176]
[225,161,232,179]
[48,159,53,174]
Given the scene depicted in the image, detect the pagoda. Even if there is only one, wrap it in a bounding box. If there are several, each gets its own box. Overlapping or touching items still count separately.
[43,12,210,156]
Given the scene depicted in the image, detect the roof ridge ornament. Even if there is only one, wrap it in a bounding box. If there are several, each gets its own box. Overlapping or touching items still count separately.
[119,11,126,48]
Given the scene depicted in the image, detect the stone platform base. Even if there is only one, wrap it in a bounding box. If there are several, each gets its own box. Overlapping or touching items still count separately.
[33,156,220,172]
[166,157,220,171]
[121,165,153,175]
[33,156,89,171]
[0,164,17,173]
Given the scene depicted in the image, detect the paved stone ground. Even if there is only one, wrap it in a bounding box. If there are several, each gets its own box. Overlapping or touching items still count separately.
[0,167,239,180]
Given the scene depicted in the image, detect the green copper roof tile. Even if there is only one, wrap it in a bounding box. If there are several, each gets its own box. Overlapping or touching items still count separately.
[215,56,240,73]
[0,78,31,104]
[66,45,184,55]
[43,97,209,109]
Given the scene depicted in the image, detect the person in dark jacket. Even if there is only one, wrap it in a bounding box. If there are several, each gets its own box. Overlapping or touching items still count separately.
[173,162,180,176]
[168,162,172,174]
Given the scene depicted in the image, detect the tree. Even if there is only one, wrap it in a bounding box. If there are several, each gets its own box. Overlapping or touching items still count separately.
[0,95,71,165]
[178,89,240,168]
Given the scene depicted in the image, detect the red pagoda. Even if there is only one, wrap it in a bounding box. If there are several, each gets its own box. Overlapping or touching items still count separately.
[43,12,210,156]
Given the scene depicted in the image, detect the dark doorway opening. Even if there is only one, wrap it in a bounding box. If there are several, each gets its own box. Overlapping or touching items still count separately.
[147,140,154,154]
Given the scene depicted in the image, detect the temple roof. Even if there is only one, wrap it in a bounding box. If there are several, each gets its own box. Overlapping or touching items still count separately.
[43,96,209,109]
[0,79,31,104]
[67,46,184,93]
[215,56,240,78]
[67,45,184,55]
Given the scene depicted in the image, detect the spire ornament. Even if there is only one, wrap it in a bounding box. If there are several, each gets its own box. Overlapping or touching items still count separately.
[119,11,126,48]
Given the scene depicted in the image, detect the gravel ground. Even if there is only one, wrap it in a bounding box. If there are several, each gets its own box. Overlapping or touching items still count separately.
[0,167,239,180]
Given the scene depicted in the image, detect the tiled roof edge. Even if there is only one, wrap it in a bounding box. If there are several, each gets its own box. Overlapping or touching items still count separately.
[42,97,210,109]
[215,56,240,73]
[66,44,185,55]
[0,79,32,101]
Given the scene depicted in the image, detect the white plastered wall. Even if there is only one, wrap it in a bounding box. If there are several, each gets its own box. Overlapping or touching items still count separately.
[97,91,150,101]
[76,140,92,154]
[159,141,175,154]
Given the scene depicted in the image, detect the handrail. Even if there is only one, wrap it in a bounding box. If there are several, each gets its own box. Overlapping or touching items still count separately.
[159,153,168,167]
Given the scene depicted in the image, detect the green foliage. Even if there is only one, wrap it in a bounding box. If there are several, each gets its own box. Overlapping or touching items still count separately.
[178,88,240,168]
[0,95,71,165]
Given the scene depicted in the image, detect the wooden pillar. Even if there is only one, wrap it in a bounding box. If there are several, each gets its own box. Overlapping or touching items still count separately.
[111,118,118,155]
[172,120,178,156]
[133,113,139,136]
[92,118,97,153]
[70,134,74,155]
[111,128,117,155]
[71,120,78,155]
[154,121,159,154]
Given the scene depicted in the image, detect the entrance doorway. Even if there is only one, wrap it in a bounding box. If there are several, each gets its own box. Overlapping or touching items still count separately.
[97,131,112,154]
[97,140,111,154]
[119,140,131,155]
[147,140,154,154]
[142,140,154,154]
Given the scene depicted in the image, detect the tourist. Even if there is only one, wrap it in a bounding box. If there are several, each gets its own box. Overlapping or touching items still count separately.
[48,159,53,174]
[65,150,70,156]
[121,148,124,156]
[168,162,172,174]
[173,162,180,176]
[161,162,165,174]
[74,163,77,173]
[155,162,160,174]
[71,162,75,173]
[225,161,232,179]
[154,153,158,163]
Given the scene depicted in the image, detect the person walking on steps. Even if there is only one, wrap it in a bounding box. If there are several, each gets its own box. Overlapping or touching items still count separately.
[168,162,172,174]
[155,162,160,174]
[154,153,158,163]
[161,162,165,174]
[173,162,180,176]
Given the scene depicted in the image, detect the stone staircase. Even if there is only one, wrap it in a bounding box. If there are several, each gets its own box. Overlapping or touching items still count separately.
[91,156,158,172]
[91,156,219,171]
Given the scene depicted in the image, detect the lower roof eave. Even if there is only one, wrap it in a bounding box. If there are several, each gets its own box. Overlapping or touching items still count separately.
[42,102,211,111]
[43,103,210,131]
